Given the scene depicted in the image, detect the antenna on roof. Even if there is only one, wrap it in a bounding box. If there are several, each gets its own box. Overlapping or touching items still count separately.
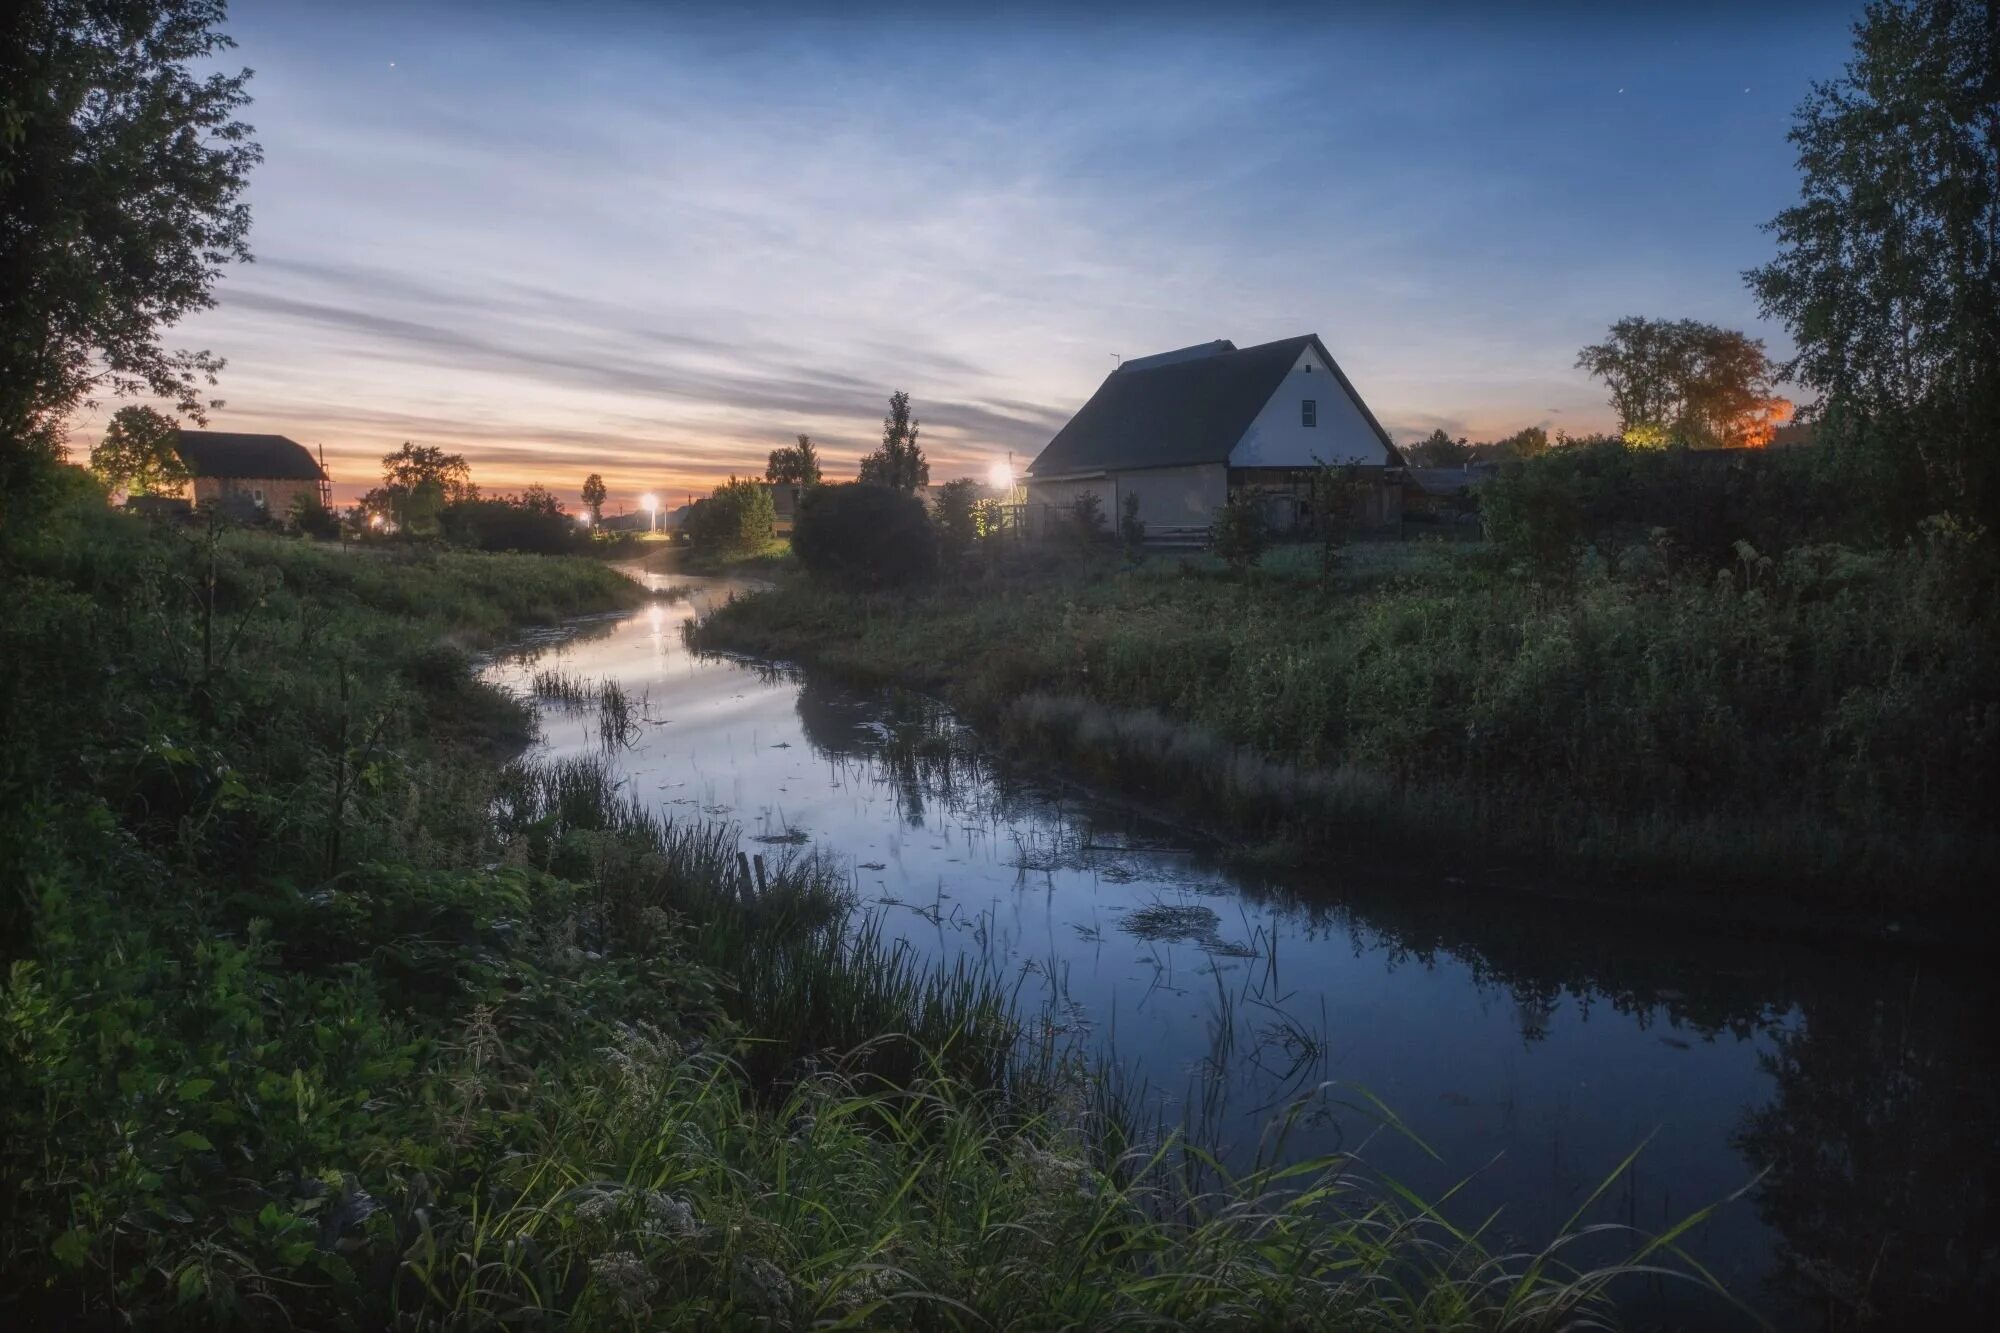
[1110,353,1121,366]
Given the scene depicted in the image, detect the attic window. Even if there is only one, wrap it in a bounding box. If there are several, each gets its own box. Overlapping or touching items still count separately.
[1303,364,1313,372]
[1301,399,1317,428]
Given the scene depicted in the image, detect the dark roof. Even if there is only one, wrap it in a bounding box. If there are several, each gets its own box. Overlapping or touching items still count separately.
[173,431,326,481]
[1027,334,1401,477]
[1407,464,1497,496]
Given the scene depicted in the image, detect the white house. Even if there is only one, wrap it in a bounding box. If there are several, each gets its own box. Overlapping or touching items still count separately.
[1024,335,1405,535]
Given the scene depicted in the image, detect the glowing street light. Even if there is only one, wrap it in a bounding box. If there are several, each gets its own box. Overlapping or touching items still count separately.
[639,492,658,532]
[986,460,1014,491]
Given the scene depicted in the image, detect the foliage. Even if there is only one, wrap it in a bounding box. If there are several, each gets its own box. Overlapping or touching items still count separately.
[1577,317,1792,447]
[764,434,822,487]
[90,405,189,496]
[930,477,981,564]
[1406,429,1472,467]
[682,476,775,558]
[0,0,259,520]
[581,472,607,523]
[1307,459,1362,575]
[1208,492,1266,571]
[856,391,927,492]
[1119,490,1146,559]
[287,489,340,539]
[792,482,935,587]
[1746,0,2000,527]
[441,491,588,555]
[1068,490,1107,547]
[698,531,1999,900]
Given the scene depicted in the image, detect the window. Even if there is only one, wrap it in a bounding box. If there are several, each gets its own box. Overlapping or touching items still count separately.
[1301,399,1317,428]
[253,488,265,503]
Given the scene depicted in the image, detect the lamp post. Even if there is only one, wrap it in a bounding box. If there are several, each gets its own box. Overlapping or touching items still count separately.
[640,492,658,533]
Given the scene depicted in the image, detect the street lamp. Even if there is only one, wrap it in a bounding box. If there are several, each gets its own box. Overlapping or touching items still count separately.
[986,460,1014,491]
[639,492,658,533]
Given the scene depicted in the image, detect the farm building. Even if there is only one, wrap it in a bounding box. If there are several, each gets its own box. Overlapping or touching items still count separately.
[1024,335,1405,539]
[173,431,331,521]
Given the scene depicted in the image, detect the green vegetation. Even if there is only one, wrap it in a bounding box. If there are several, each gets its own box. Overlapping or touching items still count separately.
[793,482,935,587]
[1,472,1707,1327]
[681,476,776,560]
[694,519,1998,906]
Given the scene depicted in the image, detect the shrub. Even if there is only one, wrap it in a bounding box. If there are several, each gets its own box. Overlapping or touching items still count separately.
[792,482,935,587]
[684,477,775,557]
[1068,491,1107,547]
[1208,492,1265,571]
[440,495,587,554]
[288,490,341,539]
[931,477,981,565]
[1119,490,1145,559]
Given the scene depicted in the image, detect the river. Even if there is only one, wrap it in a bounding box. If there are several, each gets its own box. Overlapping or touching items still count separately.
[484,570,1996,1330]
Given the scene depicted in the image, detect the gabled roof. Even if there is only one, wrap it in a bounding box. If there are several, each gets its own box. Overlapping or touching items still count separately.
[1027,334,1401,477]
[173,431,326,481]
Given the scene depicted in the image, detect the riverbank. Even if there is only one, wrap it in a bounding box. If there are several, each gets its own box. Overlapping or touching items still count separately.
[0,480,1697,1327]
[689,536,1998,921]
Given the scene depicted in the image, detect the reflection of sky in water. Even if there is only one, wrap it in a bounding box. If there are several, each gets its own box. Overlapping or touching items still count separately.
[485,581,1997,1331]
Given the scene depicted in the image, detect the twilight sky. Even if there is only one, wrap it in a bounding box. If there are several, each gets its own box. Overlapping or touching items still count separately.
[99,1,1860,509]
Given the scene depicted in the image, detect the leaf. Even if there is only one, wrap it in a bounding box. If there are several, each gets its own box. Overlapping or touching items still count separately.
[177,1264,206,1302]
[176,1077,215,1101]
[52,1228,91,1269]
[171,1129,214,1152]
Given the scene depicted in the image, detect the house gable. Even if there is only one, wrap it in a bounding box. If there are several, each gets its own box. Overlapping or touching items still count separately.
[1229,339,1397,468]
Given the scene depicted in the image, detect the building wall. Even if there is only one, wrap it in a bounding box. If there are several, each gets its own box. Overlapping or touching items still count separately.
[1229,344,1394,468]
[1027,464,1228,531]
[192,476,321,521]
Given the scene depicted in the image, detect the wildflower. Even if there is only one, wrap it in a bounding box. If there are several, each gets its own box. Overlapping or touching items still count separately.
[589,1250,658,1319]
[576,1190,619,1222]
[733,1254,794,1316]
[644,1191,700,1236]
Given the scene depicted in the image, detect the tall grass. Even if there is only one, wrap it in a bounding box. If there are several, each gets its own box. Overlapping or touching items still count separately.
[0,487,1732,1327]
[691,533,1999,905]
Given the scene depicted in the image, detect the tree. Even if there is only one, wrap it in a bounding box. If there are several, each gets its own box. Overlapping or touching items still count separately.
[580,473,607,523]
[1487,426,1551,462]
[1119,490,1146,561]
[857,391,927,492]
[1307,459,1362,576]
[1208,492,1266,573]
[1068,490,1107,547]
[1746,0,2000,523]
[381,442,475,502]
[1576,317,1791,448]
[766,434,822,487]
[792,483,935,586]
[0,0,259,514]
[931,477,981,565]
[1406,429,1472,467]
[90,406,188,496]
[683,476,774,557]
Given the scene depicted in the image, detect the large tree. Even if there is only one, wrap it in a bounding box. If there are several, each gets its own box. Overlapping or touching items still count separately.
[1746,0,2000,520]
[857,392,927,492]
[1576,317,1791,448]
[765,434,822,486]
[371,442,474,534]
[580,472,607,523]
[89,404,187,495]
[0,0,259,501]
[1405,429,1472,467]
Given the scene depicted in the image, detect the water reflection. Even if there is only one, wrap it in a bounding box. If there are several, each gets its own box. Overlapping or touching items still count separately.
[485,586,1995,1330]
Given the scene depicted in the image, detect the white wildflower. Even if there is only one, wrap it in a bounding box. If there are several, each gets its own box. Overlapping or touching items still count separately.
[590,1250,658,1319]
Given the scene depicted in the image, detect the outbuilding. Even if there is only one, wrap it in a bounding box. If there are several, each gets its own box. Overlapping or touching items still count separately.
[1024,335,1405,541]
[173,431,331,521]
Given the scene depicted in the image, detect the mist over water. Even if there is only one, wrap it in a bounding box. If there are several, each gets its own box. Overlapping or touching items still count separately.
[486,575,1997,1330]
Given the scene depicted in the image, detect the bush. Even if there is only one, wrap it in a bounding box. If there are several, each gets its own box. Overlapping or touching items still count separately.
[440,496,587,554]
[683,477,775,557]
[1119,491,1145,559]
[932,477,981,564]
[793,482,935,587]
[1208,492,1265,571]
[288,490,341,539]
[1069,491,1107,547]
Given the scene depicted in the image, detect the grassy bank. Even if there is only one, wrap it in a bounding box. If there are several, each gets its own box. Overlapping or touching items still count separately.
[691,535,1998,911]
[0,481,1712,1327]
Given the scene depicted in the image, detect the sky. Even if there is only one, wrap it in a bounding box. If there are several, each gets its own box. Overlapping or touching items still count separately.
[90,0,1863,509]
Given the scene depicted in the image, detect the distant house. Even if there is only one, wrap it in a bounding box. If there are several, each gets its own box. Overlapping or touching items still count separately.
[173,431,330,521]
[765,483,801,535]
[1024,335,1406,539]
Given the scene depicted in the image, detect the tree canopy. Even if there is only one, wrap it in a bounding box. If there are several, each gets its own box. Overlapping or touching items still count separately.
[857,392,927,492]
[1576,317,1792,448]
[581,473,607,522]
[1746,0,1999,521]
[765,435,822,487]
[89,405,188,496]
[0,0,259,502]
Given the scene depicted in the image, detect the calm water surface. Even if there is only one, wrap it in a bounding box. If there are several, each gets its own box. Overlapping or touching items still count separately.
[485,573,1995,1331]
